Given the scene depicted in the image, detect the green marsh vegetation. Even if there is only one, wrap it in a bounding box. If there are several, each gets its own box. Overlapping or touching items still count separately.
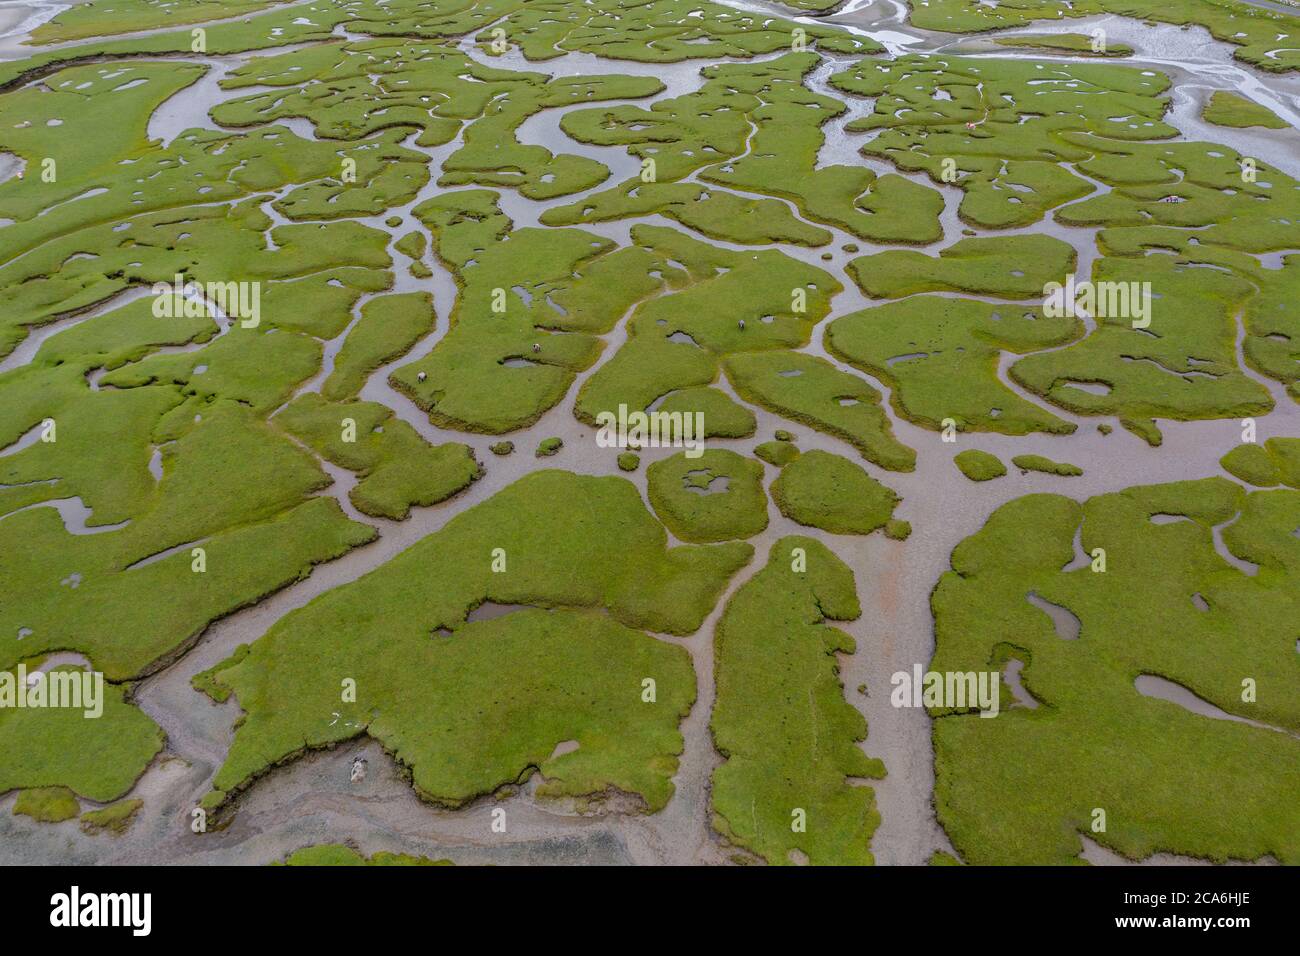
[770,450,901,535]
[905,0,1300,72]
[846,235,1077,301]
[13,786,80,823]
[197,471,751,811]
[828,296,1082,437]
[932,479,1300,864]
[3,0,1299,864]
[725,351,916,472]
[1011,453,1084,476]
[830,55,1174,230]
[1220,438,1300,487]
[274,394,480,520]
[322,293,435,403]
[80,798,144,835]
[754,439,801,467]
[574,225,840,433]
[646,449,768,542]
[711,537,885,865]
[954,449,1007,482]
[551,52,942,246]
[992,34,1134,57]
[1202,91,1288,129]
[1,667,164,803]
[278,844,452,866]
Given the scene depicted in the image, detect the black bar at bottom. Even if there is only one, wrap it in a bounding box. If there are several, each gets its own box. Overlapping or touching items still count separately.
[10,863,1288,940]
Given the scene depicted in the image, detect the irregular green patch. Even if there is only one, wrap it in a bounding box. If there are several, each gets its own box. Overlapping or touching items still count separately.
[209,607,696,812]
[1,402,377,679]
[712,537,884,865]
[323,293,435,403]
[646,450,768,543]
[0,667,163,802]
[770,450,899,535]
[992,34,1133,57]
[828,296,1081,436]
[14,786,80,823]
[954,449,1007,482]
[32,0,288,43]
[755,439,801,468]
[884,518,912,541]
[932,479,1300,864]
[274,394,480,520]
[575,225,841,429]
[394,231,427,263]
[0,58,396,349]
[80,798,143,835]
[1011,453,1083,477]
[905,0,1300,73]
[700,55,944,244]
[439,71,661,200]
[199,471,752,808]
[1221,438,1300,488]
[1069,142,1300,257]
[654,387,756,439]
[278,844,452,866]
[725,351,914,472]
[1010,257,1275,444]
[545,180,834,248]
[475,0,875,63]
[1202,91,1288,129]
[394,192,628,433]
[101,324,322,416]
[847,235,1076,300]
[1221,443,1281,487]
[552,51,938,245]
[832,55,1175,229]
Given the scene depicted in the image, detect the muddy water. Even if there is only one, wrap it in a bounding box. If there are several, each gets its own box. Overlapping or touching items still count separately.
[0,0,78,50]
[2,3,1299,866]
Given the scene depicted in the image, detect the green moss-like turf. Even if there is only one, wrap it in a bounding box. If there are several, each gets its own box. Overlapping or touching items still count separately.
[197,471,752,810]
[1202,91,1288,130]
[1011,454,1084,477]
[80,798,143,835]
[646,449,768,543]
[725,351,915,472]
[323,293,434,402]
[770,450,899,535]
[711,537,885,865]
[954,449,1007,482]
[14,786,80,823]
[1,669,163,803]
[754,440,801,467]
[932,479,1300,864]
[828,297,1080,437]
[278,844,452,866]
[1221,438,1300,488]
[992,34,1133,57]
[275,394,479,520]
